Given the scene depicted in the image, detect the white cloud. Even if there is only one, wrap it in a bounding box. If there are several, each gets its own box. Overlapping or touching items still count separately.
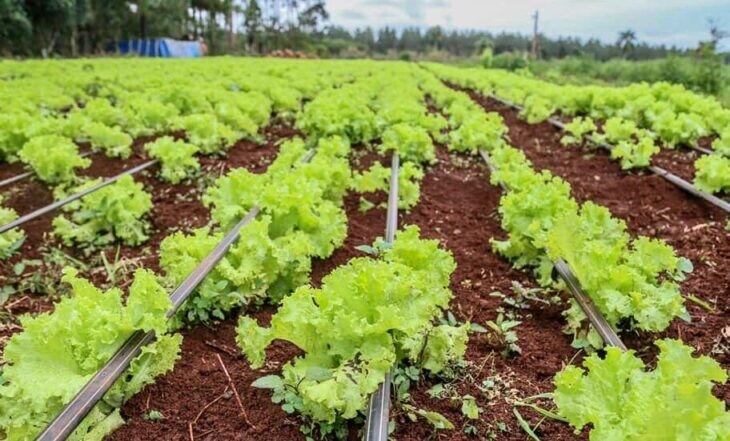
[326,0,730,48]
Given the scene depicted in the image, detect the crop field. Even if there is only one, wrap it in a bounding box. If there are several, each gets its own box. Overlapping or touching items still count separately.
[0,57,728,441]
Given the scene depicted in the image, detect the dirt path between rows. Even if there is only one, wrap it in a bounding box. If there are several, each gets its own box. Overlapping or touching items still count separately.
[393,147,582,440]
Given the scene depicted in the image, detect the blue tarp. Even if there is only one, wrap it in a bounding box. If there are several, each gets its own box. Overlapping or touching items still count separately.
[113,38,201,58]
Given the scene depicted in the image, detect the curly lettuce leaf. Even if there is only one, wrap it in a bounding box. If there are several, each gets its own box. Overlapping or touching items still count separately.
[554,339,729,440]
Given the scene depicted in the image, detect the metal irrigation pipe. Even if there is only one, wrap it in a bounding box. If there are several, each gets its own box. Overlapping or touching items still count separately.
[0,159,158,235]
[37,148,316,441]
[487,94,729,214]
[363,152,399,441]
[0,151,94,189]
[479,149,627,351]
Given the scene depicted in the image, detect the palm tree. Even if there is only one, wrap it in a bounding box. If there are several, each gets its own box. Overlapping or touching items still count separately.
[616,29,637,57]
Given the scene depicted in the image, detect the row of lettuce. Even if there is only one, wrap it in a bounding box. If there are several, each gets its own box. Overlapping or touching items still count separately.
[0,61,475,440]
[426,62,730,196]
[419,64,729,439]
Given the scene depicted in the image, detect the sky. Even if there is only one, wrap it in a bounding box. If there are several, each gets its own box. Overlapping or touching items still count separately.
[325,0,730,50]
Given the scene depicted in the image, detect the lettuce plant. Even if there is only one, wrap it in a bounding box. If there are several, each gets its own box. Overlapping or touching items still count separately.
[694,153,730,194]
[352,162,424,211]
[174,114,237,154]
[83,122,133,158]
[237,226,466,432]
[379,123,436,164]
[52,175,152,248]
[554,339,729,440]
[0,112,32,162]
[123,98,180,137]
[145,136,200,184]
[610,136,660,169]
[0,204,25,259]
[19,135,91,185]
[490,145,690,345]
[0,268,181,440]
[449,113,506,154]
[520,95,554,124]
[161,137,351,324]
[560,116,597,146]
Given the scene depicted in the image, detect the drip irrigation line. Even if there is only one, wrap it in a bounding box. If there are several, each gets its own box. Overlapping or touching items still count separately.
[648,165,730,212]
[0,159,158,235]
[364,152,399,441]
[688,144,713,155]
[488,94,729,214]
[479,149,627,351]
[0,151,94,189]
[384,153,399,243]
[0,170,32,189]
[553,259,627,350]
[36,149,316,441]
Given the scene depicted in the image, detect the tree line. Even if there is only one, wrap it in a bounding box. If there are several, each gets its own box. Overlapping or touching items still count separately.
[0,0,712,60]
[317,25,687,60]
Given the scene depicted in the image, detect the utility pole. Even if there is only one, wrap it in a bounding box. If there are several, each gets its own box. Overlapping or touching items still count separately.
[531,9,540,59]
[227,0,235,51]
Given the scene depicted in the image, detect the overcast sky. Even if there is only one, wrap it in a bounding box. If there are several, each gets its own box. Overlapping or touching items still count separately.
[326,0,730,50]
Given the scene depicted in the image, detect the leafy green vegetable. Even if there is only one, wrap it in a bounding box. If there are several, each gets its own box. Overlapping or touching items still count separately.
[547,202,688,334]
[0,112,32,162]
[554,339,729,440]
[351,162,424,211]
[296,85,377,144]
[379,123,436,164]
[694,153,730,194]
[145,136,200,184]
[79,98,128,128]
[82,122,133,159]
[123,98,180,137]
[596,117,640,145]
[0,268,182,440]
[0,203,25,259]
[19,135,91,184]
[651,110,707,148]
[610,136,660,169]
[161,136,351,324]
[561,116,596,146]
[520,95,554,124]
[173,114,237,154]
[237,226,464,430]
[489,145,689,342]
[449,113,506,154]
[52,175,152,248]
[160,217,313,323]
[491,168,578,286]
[712,129,730,156]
